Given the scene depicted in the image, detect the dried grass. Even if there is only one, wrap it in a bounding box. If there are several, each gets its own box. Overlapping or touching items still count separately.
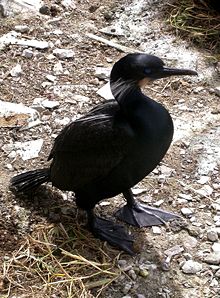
[1,223,121,298]
[165,0,220,54]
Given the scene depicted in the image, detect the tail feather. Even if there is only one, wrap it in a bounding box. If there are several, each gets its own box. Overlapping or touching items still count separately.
[10,168,50,192]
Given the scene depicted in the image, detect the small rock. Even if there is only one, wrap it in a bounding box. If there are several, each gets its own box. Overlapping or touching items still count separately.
[61,0,76,9]
[41,82,52,88]
[6,163,13,170]
[72,94,90,103]
[95,66,111,80]
[97,82,114,100]
[137,295,146,298]
[164,245,184,257]
[197,176,210,185]
[212,242,220,253]
[46,74,57,83]
[193,86,204,93]
[3,139,43,161]
[211,203,220,211]
[139,268,149,277]
[160,165,173,177]
[181,207,194,216]
[22,49,33,58]
[53,48,75,59]
[39,5,51,15]
[16,39,50,49]
[214,216,220,222]
[118,260,132,272]
[132,188,147,195]
[122,283,132,295]
[14,25,29,33]
[210,278,218,287]
[10,64,22,77]
[189,216,196,222]
[46,54,56,60]
[207,229,219,242]
[42,99,60,109]
[177,198,188,204]
[117,259,127,267]
[214,86,220,97]
[204,253,220,265]
[178,193,192,201]
[213,183,220,190]
[128,269,137,280]
[51,29,63,35]
[53,61,63,74]
[54,117,70,126]
[197,185,213,196]
[215,269,220,277]
[153,199,164,207]
[152,226,161,234]
[181,260,202,274]
[183,236,198,249]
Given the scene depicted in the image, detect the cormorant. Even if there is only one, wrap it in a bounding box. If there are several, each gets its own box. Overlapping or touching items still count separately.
[10,53,197,254]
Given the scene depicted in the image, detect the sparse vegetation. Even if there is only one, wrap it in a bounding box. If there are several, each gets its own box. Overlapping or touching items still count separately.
[165,0,220,54]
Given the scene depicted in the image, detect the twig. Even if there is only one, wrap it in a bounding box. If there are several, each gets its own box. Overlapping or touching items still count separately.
[86,33,142,53]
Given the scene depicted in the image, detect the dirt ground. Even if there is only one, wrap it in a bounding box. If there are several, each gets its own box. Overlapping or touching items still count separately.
[0,0,220,297]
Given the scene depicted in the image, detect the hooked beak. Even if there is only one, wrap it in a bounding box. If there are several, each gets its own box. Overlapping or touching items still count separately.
[152,67,198,79]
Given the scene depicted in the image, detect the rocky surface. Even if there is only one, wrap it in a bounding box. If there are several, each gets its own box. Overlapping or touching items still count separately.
[0,0,220,297]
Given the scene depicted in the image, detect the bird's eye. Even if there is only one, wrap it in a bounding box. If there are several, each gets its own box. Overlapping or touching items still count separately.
[144,68,152,75]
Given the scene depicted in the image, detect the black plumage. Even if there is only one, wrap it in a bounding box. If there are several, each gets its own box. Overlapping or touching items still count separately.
[10,53,197,254]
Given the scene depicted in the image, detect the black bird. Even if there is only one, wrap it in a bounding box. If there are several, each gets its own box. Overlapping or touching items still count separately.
[10,54,197,254]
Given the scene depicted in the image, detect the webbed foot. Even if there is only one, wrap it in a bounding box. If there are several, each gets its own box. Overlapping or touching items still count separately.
[115,203,180,227]
[87,211,134,254]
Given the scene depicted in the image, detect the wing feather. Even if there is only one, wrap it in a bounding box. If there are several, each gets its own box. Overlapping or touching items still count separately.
[49,101,134,189]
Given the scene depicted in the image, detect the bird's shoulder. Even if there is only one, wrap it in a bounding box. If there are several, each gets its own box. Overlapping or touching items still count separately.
[48,100,134,160]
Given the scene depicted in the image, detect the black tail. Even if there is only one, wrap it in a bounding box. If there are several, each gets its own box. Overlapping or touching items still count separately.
[10,168,50,192]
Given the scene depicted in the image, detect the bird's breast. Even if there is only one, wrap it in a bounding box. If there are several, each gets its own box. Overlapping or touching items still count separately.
[124,102,174,182]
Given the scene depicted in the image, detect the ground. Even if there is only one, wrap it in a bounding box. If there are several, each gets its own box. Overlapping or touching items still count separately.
[0,0,220,297]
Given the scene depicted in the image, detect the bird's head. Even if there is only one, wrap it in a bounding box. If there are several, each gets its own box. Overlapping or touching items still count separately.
[110,53,197,90]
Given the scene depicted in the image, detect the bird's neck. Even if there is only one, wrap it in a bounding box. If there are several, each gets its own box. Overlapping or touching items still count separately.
[110,79,146,115]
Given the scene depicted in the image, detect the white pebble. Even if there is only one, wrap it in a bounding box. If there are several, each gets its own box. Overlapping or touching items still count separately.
[22,49,33,58]
[207,229,219,242]
[212,242,220,253]
[53,48,75,59]
[53,61,63,75]
[46,74,57,82]
[197,176,210,185]
[14,25,29,33]
[181,260,202,274]
[54,117,70,126]
[197,185,213,196]
[183,236,198,249]
[215,269,220,277]
[178,193,192,201]
[204,252,220,265]
[181,207,194,216]
[10,64,22,77]
[95,66,111,80]
[152,226,161,234]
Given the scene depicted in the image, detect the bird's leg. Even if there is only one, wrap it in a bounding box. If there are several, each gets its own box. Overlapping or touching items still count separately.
[86,209,134,255]
[115,189,180,227]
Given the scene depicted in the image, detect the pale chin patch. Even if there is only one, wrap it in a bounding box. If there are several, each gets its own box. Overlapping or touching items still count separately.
[138,77,153,87]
